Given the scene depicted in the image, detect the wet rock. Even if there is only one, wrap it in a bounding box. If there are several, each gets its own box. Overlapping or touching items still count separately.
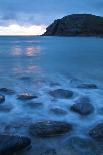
[29,120,72,137]
[0,134,31,155]
[89,123,103,141]
[77,83,97,89]
[50,107,67,115]
[0,95,5,104]
[17,93,37,100]
[26,102,43,109]
[0,88,15,95]
[49,89,73,99]
[70,96,94,115]
[62,136,97,155]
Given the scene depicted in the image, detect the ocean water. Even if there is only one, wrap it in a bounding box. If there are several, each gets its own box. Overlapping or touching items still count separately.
[0,36,103,154]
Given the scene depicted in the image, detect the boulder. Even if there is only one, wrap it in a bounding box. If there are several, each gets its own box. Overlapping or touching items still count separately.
[70,96,94,115]
[89,123,103,141]
[26,102,43,109]
[49,89,73,99]
[0,135,31,155]
[17,93,37,100]
[0,95,5,104]
[29,120,72,137]
[77,84,97,89]
[0,88,15,95]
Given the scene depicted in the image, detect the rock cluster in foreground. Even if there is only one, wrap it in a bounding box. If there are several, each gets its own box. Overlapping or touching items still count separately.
[43,14,103,36]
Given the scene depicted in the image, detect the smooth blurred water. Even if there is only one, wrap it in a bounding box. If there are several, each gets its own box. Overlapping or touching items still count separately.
[0,36,103,81]
[0,36,103,154]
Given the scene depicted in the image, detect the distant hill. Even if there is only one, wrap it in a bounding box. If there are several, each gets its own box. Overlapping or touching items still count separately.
[43,14,103,36]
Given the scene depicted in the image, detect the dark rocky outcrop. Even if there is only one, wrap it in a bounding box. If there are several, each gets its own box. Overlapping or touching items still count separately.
[89,123,103,141]
[0,95,5,104]
[17,93,37,100]
[29,120,72,137]
[0,88,15,95]
[49,89,73,99]
[0,135,31,155]
[25,102,43,109]
[70,96,94,115]
[43,14,103,36]
[77,83,98,89]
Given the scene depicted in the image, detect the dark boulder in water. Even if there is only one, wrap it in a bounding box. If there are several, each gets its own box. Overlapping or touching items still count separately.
[17,93,37,100]
[49,89,73,99]
[89,123,103,141]
[77,83,98,89]
[0,95,5,104]
[0,135,31,155]
[70,96,94,115]
[0,88,15,95]
[25,102,43,109]
[29,120,72,137]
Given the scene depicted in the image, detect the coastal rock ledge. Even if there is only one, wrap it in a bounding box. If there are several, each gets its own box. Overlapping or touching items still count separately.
[43,14,103,36]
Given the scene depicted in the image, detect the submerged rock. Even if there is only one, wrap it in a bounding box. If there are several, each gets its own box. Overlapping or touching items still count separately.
[26,102,43,109]
[77,83,97,89]
[62,136,97,155]
[0,135,31,155]
[70,96,94,115]
[89,123,103,141]
[0,88,15,95]
[0,95,5,104]
[50,107,67,115]
[29,120,72,137]
[17,93,37,100]
[49,89,73,99]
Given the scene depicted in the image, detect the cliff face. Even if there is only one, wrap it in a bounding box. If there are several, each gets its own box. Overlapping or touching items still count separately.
[43,14,103,36]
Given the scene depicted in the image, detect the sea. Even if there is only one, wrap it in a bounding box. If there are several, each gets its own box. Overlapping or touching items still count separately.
[0,36,103,155]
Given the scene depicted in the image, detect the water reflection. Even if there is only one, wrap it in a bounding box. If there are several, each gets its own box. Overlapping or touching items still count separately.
[11,45,41,57]
[26,46,41,57]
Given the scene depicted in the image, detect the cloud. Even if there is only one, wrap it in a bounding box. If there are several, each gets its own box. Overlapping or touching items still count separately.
[0,24,46,35]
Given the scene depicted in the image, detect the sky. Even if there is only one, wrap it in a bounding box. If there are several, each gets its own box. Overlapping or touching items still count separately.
[0,0,103,35]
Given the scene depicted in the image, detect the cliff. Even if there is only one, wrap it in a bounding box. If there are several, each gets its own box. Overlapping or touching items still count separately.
[43,14,103,36]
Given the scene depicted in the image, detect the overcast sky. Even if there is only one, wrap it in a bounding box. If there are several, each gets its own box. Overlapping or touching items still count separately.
[0,0,103,35]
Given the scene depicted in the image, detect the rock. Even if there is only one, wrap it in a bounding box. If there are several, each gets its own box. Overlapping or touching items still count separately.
[62,136,97,155]
[70,96,94,115]
[77,84,97,89]
[29,120,72,137]
[26,102,43,109]
[89,123,103,141]
[0,135,31,155]
[0,95,5,104]
[50,107,67,115]
[49,89,73,99]
[0,88,15,95]
[43,14,103,36]
[17,93,37,100]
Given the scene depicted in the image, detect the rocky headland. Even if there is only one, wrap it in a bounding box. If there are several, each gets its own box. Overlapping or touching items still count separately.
[43,14,103,36]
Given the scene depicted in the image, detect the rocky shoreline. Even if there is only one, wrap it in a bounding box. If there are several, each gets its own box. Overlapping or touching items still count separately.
[0,81,103,155]
[43,14,103,37]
